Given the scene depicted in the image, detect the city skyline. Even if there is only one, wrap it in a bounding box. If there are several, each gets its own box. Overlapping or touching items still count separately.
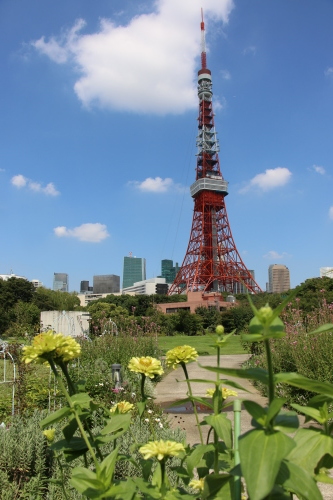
[1,0,333,291]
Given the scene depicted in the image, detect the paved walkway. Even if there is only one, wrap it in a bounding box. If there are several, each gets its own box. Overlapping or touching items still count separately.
[155,354,332,499]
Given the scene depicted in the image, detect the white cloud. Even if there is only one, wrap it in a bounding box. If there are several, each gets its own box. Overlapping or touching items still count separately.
[11,174,60,196]
[130,176,175,193]
[239,167,292,193]
[264,250,288,260]
[324,67,333,77]
[220,69,231,80]
[11,174,27,188]
[54,223,109,242]
[329,206,333,220]
[312,164,325,175]
[243,45,256,56]
[31,0,234,114]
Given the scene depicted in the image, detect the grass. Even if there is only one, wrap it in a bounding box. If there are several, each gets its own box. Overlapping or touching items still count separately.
[157,334,246,356]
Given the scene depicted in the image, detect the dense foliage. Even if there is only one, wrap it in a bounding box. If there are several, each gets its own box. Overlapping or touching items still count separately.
[0,278,81,337]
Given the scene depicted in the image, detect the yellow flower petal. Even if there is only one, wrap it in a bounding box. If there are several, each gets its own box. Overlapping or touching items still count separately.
[165,345,198,369]
[128,357,163,378]
[139,440,185,460]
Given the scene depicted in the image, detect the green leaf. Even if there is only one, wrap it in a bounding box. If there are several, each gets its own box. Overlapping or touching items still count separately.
[131,477,161,498]
[287,428,333,473]
[51,436,88,452]
[239,429,295,500]
[242,401,267,427]
[266,398,287,424]
[40,406,71,428]
[200,366,270,386]
[99,413,131,437]
[98,446,119,489]
[70,392,92,408]
[204,414,233,449]
[186,444,214,476]
[276,372,333,397]
[307,323,333,335]
[107,479,138,500]
[276,460,322,500]
[62,416,78,442]
[274,411,299,433]
[137,401,146,418]
[70,467,106,498]
[202,473,233,499]
[291,403,326,424]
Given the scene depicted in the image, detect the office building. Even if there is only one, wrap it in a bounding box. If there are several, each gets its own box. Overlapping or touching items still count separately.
[93,275,120,294]
[80,280,93,293]
[161,259,179,284]
[53,273,69,292]
[123,255,146,288]
[122,277,167,295]
[268,265,290,293]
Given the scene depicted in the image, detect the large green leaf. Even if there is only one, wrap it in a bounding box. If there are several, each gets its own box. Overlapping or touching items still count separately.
[307,323,333,335]
[287,428,333,473]
[273,411,299,433]
[40,406,71,428]
[204,414,233,449]
[98,446,119,489]
[276,373,333,396]
[186,444,214,476]
[239,429,295,500]
[62,415,78,442]
[200,366,269,385]
[242,401,267,427]
[202,474,233,499]
[291,403,326,424]
[70,392,92,408]
[276,460,322,500]
[51,436,88,452]
[99,413,131,439]
[70,467,106,498]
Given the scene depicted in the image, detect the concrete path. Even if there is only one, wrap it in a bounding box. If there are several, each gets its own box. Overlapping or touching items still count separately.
[155,354,265,445]
[155,354,333,499]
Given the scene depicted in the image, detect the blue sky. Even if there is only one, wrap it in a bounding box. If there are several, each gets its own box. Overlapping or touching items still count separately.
[1,0,332,292]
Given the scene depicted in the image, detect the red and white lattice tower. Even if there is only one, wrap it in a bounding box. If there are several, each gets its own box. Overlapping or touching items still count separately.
[169,13,262,295]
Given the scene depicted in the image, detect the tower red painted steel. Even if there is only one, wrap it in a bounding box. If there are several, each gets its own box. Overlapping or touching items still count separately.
[169,13,262,295]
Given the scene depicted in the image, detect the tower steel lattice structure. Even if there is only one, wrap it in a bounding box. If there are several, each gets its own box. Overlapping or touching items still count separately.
[169,13,262,295]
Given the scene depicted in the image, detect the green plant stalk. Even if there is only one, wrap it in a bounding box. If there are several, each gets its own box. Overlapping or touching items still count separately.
[181,362,204,445]
[213,345,221,473]
[233,399,241,500]
[264,337,275,404]
[48,358,101,473]
[54,452,70,500]
[141,373,146,402]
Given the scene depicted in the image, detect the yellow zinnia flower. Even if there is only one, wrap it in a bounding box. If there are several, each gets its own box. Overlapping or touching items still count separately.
[22,331,81,365]
[128,357,164,378]
[165,345,198,369]
[110,401,134,414]
[43,429,55,443]
[206,387,238,399]
[139,440,185,461]
[189,478,205,492]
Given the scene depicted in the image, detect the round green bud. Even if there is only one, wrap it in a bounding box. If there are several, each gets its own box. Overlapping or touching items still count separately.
[215,325,224,335]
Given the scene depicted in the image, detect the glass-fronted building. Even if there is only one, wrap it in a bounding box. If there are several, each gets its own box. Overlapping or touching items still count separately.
[123,256,146,289]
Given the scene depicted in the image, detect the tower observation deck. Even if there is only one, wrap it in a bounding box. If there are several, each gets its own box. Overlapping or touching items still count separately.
[168,13,262,295]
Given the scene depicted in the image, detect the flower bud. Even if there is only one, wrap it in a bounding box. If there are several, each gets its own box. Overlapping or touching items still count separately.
[215,325,224,335]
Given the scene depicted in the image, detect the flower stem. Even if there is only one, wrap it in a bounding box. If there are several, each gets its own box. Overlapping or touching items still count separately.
[181,362,203,445]
[48,359,100,473]
[264,338,275,404]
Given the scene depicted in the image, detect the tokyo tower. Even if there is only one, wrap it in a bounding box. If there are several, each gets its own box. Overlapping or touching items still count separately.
[169,13,262,295]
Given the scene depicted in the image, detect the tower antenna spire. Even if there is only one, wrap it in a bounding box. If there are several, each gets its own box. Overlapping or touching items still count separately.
[200,8,207,69]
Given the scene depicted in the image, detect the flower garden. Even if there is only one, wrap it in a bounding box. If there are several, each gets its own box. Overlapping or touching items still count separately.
[0,292,333,499]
